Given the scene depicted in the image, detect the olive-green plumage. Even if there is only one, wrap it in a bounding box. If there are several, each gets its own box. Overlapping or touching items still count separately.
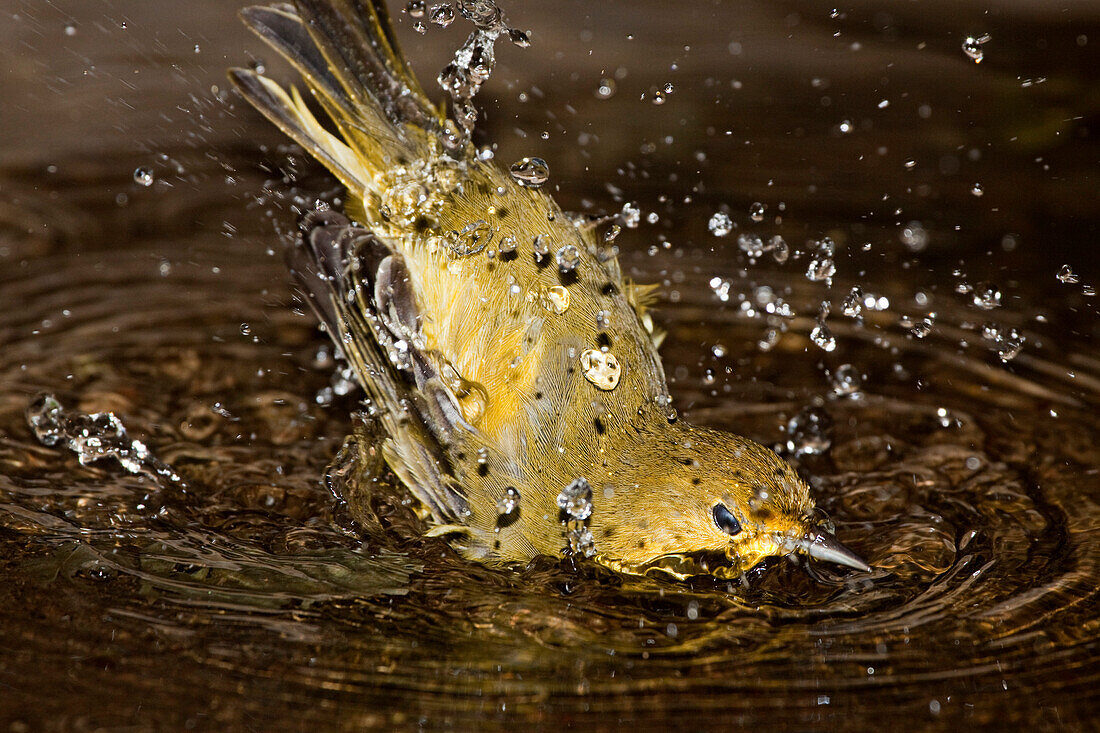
[231,0,869,578]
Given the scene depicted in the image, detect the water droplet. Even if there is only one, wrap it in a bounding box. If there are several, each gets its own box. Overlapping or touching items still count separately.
[810,321,837,352]
[786,405,833,457]
[970,182,984,196]
[26,395,184,484]
[429,3,455,26]
[711,344,727,358]
[758,328,781,352]
[448,219,493,256]
[509,156,549,187]
[595,310,611,328]
[806,256,836,283]
[406,0,426,17]
[595,77,616,99]
[1057,264,1079,284]
[900,221,928,251]
[962,34,990,63]
[555,244,580,273]
[971,282,1002,310]
[770,235,790,264]
[557,477,593,520]
[496,487,521,516]
[708,211,733,237]
[738,234,764,258]
[581,349,621,390]
[566,525,596,557]
[533,234,551,261]
[620,202,641,229]
[499,234,517,253]
[749,202,766,222]
[64,24,76,36]
[709,276,731,302]
[133,167,154,187]
[982,323,1025,362]
[603,224,622,242]
[910,316,934,338]
[240,323,252,336]
[545,285,570,314]
[508,28,530,47]
[830,364,862,397]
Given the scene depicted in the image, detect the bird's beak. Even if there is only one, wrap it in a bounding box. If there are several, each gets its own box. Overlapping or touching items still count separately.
[789,530,871,572]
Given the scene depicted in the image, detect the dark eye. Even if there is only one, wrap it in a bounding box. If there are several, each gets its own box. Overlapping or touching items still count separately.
[712,503,742,536]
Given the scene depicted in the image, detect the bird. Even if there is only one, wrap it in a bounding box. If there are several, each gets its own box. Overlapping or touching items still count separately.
[228,0,870,580]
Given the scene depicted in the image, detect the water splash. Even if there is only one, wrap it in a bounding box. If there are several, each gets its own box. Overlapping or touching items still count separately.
[437,0,528,142]
[26,395,186,488]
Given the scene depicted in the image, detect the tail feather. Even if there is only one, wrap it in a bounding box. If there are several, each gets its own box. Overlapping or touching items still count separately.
[294,0,440,131]
[229,68,369,194]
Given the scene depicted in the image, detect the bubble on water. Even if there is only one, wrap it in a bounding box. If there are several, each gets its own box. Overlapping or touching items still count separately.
[830,364,862,397]
[1057,264,1079,284]
[770,235,790,264]
[971,182,984,197]
[749,202,766,222]
[545,285,570,314]
[580,349,621,390]
[786,405,833,457]
[133,167,154,187]
[962,34,990,63]
[557,477,593,520]
[509,156,549,187]
[738,234,765,258]
[429,3,455,26]
[971,282,1002,310]
[555,244,580,273]
[708,211,733,237]
[595,77,616,99]
[448,219,493,256]
[842,286,863,317]
[496,486,521,517]
[26,395,186,486]
[621,202,642,228]
[900,221,928,251]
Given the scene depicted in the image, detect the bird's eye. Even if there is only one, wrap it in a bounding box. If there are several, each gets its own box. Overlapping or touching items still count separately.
[712,503,742,536]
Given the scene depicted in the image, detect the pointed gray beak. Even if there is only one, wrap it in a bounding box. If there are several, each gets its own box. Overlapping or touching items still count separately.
[795,530,871,572]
